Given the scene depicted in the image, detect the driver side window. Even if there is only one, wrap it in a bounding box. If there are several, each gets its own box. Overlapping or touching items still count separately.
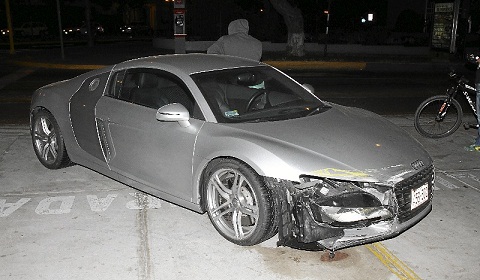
[108,68,204,120]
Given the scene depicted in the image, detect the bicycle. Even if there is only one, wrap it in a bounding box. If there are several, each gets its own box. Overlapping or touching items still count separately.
[414,70,478,138]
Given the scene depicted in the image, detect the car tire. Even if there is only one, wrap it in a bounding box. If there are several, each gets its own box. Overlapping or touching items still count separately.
[203,158,277,246]
[31,109,72,169]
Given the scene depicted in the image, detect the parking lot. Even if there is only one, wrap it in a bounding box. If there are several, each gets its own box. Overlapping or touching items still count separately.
[1,118,479,280]
[1,44,479,279]
[1,126,396,280]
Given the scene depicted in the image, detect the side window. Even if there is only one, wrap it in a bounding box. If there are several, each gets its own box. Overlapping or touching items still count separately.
[108,68,203,120]
[108,70,127,99]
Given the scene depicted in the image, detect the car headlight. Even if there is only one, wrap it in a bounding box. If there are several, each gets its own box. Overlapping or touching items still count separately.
[314,204,393,224]
[298,175,394,226]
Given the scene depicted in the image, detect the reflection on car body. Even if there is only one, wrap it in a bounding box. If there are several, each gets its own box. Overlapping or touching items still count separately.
[29,54,434,253]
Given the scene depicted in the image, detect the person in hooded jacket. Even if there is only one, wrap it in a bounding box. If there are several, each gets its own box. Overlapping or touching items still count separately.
[465,51,480,152]
[470,53,480,151]
[207,19,262,61]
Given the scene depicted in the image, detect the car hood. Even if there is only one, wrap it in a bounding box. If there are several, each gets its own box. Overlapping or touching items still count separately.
[220,104,431,184]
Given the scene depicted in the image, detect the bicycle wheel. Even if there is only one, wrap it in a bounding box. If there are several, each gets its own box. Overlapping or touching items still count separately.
[414,95,463,138]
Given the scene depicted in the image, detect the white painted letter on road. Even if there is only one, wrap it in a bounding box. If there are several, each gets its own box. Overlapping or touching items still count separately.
[0,198,31,217]
[87,194,117,212]
[35,196,75,215]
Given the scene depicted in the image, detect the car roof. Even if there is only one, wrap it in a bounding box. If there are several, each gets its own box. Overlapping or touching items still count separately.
[115,53,265,75]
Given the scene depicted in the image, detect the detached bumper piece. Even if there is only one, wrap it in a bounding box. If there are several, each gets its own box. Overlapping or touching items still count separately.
[267,165,434,252]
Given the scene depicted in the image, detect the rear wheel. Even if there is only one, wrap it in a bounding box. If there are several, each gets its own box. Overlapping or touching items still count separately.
[414,95,463,138]
[31,109,72,169]
[203,158,277,246]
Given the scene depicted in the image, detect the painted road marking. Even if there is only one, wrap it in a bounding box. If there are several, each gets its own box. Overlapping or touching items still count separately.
[447,172,480,192]
[0,198,30,217]
[0,192,174,217]
[366,242,422,280]
[435,176,459,189]
[14,60,105,70]
[2,191,423,280]
[86,194,118,212]
[1,171,476,218]
[434,169,480,191]
[35,196,75,215]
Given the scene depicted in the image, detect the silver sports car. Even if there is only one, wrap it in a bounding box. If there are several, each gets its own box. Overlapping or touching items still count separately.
[30,54,434,252]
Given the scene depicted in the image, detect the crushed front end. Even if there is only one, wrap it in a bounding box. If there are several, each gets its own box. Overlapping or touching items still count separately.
[266,165,434,252]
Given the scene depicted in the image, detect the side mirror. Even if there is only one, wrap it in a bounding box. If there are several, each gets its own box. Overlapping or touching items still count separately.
[302,83,315,94]
[156,103,190,128]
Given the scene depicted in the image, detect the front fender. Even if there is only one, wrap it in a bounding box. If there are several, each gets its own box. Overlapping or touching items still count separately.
[191,122,364,206]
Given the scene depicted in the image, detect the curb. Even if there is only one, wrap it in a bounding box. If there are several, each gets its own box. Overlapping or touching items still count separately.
[12,59,367,71]
[0,96,31,103]
[13,60,105,70]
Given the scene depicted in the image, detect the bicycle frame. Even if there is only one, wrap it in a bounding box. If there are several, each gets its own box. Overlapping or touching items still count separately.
[414,70,478,138]
[463,83,477,116]
[441,72,478,123]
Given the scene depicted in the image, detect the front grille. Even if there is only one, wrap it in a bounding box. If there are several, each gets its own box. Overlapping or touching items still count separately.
[394,165,434,223]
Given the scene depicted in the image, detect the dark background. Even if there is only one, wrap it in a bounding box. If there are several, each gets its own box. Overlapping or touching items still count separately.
[1,0,479,48]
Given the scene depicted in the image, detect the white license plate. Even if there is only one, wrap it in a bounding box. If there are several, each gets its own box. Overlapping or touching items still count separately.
[411,183,429,210]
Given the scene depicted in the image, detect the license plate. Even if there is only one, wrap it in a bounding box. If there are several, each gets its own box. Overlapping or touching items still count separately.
[411,183,429,210]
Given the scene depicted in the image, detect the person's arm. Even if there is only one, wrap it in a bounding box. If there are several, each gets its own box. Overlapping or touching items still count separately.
[207,37,225,55]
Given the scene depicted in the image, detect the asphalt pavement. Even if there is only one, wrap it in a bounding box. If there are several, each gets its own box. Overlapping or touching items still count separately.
[1,42,479,279]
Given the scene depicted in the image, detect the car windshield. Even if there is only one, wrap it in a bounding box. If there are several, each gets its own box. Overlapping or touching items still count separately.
[191,66,326,123]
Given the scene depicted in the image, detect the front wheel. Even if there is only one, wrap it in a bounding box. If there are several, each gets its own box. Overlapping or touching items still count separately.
[414,95,463,138]
[202,158,277,246]
[31,109,72,169]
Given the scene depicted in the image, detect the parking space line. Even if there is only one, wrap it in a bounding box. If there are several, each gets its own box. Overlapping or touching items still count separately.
[366,242,422,280]
[466,174,480,192]
[435,169,480,192]
[435,174,460,189]
[448,173,480,192]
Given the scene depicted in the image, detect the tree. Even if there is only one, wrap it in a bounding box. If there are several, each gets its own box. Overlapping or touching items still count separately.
[268,0,305,57]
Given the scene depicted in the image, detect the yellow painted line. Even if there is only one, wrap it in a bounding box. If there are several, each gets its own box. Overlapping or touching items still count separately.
[366,242,422,280]
[264,60,366,71]
[13,60,105,70]
[12,59,365,71]
[0,96,31,103]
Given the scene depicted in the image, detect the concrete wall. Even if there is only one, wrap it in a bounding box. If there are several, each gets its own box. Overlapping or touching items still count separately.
[153,38,430,56]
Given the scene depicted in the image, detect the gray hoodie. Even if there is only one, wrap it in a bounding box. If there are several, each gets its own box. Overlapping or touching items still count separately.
[207,19,262,61]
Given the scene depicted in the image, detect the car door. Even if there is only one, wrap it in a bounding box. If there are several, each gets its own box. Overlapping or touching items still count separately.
[95,68,204,202]
[70,71,111,166]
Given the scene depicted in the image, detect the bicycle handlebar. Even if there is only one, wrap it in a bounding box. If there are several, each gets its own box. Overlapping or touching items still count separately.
[448,70,471,86]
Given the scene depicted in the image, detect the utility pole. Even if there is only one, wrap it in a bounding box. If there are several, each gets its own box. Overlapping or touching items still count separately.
[85,0,93,47]
[56,0,65,60]
[5,0,15,54]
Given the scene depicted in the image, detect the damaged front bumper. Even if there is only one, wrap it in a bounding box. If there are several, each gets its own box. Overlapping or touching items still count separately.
[267,165,434,251]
